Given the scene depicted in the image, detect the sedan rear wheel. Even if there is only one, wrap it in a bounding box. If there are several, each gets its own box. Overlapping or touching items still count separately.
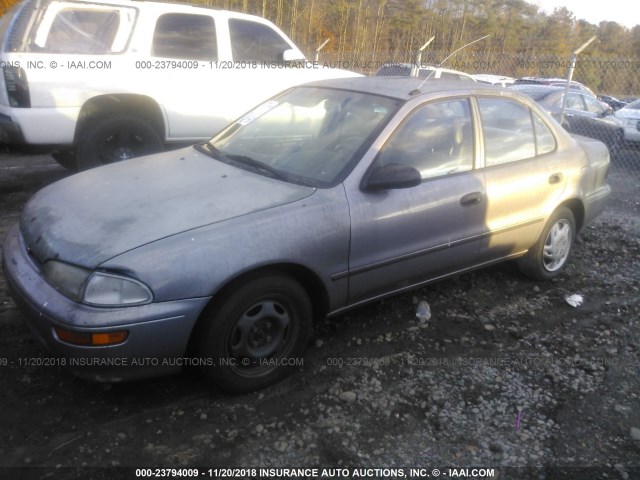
[518,206,576,280]
[197,273,311,393]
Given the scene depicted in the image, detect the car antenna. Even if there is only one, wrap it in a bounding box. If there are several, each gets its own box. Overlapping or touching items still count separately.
[409,34,491,96]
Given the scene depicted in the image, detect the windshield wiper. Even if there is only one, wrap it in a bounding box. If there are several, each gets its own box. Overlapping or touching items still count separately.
[195,141,226,161]
[196,143,297,183]
[224,154,288,181]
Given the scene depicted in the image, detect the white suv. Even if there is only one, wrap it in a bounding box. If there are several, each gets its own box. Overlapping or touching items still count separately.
[0,0,358,169]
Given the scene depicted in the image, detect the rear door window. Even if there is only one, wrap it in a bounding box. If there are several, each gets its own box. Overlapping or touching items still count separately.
[478,97,557,164]
[478,98,536,166]
[152,13,217,60]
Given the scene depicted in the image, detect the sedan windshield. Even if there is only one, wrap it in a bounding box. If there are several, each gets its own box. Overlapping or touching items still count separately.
[205,86,401,187]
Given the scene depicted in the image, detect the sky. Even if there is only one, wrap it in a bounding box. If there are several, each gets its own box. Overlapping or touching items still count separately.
[533,0,640,29]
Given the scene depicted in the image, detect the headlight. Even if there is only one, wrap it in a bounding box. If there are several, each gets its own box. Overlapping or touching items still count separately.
[43,261,153,306]
[83,272,153,306]
[43,261,91,301]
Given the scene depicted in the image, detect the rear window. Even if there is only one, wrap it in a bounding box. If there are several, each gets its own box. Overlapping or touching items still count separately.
[6,1,137,54]
[44,9,119,53]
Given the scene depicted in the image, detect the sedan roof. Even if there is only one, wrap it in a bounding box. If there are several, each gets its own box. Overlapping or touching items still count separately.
[302,76,504,101]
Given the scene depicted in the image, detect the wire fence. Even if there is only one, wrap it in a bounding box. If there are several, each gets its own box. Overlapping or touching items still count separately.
[317,50,640,187]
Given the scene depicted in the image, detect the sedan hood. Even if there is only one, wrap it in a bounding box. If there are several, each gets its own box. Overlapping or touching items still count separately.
[20,148,315,267]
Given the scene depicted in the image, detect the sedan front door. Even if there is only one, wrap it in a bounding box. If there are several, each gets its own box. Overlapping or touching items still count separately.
[345,98,487,305]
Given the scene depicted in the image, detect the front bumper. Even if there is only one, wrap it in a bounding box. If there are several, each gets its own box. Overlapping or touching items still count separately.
[2,223,211,382]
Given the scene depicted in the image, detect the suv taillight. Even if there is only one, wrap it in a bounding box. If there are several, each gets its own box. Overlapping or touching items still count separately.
[3,65,30,107]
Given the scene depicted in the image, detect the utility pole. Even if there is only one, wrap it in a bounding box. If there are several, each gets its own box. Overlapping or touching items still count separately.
[560,36,597,125]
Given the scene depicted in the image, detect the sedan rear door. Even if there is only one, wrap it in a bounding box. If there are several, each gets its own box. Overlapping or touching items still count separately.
[475,96,567,261]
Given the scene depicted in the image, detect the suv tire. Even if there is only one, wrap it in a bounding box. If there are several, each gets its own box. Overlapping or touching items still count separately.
[76,113,163,170]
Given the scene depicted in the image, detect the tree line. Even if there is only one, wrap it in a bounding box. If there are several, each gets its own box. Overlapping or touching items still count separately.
[200,0,640,94]
[1,0,637,93]
[194,0,638,57]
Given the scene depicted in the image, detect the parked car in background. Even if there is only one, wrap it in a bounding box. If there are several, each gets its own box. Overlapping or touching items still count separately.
[471,74,515,87]
[510,84,624,155]
[4,77,611,392]
[514,77,596,97]
[598,95,628,111]
[0,0,358,169]
[376,63,475,81]
[614,99,640,143]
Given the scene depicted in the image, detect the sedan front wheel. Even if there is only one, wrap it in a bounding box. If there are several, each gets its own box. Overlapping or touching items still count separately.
[196,273,312,393]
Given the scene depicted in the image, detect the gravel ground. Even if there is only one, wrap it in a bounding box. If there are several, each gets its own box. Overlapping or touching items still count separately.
[0,151,639,480]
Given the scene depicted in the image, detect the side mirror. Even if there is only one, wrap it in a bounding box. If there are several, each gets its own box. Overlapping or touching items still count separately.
[282,48,305,63]
[364,163,422,191]
[604,106,614,116]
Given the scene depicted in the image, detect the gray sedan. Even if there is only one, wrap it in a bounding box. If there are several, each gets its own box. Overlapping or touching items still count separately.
[3,77,611,392]
[510,84,624,154]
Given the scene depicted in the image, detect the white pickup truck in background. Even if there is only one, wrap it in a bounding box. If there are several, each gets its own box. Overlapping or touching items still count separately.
[0,0,359,169]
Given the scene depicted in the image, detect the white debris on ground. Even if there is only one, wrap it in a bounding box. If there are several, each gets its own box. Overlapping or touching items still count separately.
[565,294,584,308]
[415,300,431,322]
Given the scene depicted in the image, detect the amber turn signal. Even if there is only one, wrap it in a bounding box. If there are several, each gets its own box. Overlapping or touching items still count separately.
[54,327,128,346]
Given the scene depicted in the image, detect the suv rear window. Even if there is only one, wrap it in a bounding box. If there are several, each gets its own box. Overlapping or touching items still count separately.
[45,9,119,53]
[19,2,137,54]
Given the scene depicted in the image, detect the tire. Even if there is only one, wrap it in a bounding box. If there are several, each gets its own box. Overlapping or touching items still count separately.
[76,113,163,170]
[518,206,576,280]
[51,149,78,170]
[196,273,312,393]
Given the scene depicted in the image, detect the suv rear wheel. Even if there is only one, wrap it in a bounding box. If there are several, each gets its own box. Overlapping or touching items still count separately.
[76,113,163,170]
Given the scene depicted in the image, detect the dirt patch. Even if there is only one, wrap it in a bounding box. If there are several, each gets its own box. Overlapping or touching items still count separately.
[1,151,639,479]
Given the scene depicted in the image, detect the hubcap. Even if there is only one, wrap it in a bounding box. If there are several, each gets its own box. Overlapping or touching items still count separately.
[98,129,147,165]
[229,300,291,368]
[543,219,572,272]
[113,146,135,161]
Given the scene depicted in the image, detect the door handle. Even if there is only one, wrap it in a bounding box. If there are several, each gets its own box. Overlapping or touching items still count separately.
[548,173,563,185]
[460,191,483,207]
